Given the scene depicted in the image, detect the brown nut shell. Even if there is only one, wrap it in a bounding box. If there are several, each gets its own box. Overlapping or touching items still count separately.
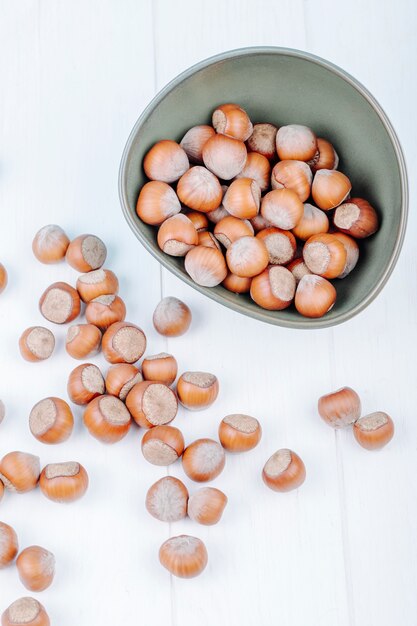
[262,449,306,492]
[66,234,107,272]
[29,397,74,444]
[105,363,143,400]
[136,181,181,225]
[39,282,80,324]
[76,269,118,303]
[32,225,70,264]
[159,535,208,578]
[146,476,188,522]
[141,425,185,466]
[219,414,262,452]
[39,462,88,503]
[153,297,192,337]
[19,327,55,362]
[182,438,225,482]
[318,386,361,428]
[0,452,40,493]
[83,395,131,443]
[143,140,189,183]
[85,294,126,329]
[176,372,219,411]
[142,353,178,386]
[0,522,18,568]
[187,487,228,525]
[66,324,101,359]
[67,363,105,405]
[1,597,50,626]
[102,322,146,364]
[125,381,178,428]
[250,266,296,311]
[16,546,55,592]
[353,412,394,450]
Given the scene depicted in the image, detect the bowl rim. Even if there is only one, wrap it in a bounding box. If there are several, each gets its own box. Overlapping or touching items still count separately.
[119,46,408,330]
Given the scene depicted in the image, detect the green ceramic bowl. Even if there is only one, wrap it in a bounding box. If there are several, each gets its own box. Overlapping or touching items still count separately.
[119,47,408,329]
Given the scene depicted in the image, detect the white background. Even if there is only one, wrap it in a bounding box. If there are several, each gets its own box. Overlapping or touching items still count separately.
[0,1,416,624]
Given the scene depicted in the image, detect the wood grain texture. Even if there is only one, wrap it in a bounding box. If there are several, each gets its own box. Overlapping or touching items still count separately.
[0,1,416,625]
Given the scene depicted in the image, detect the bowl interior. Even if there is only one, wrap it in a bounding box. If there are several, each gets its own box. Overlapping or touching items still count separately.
[120,49,405,328]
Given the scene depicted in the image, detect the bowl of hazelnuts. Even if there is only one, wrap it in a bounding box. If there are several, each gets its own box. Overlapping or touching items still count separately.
[119,46,408,329]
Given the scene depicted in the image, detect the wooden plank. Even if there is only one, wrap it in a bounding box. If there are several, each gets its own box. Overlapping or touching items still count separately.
[153,1,350,624]
[0,1,171,623]
[305,1,417,624]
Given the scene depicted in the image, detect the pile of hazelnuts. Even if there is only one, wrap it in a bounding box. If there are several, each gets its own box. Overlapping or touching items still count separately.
[136,103,380,318]
[0,224,394,623]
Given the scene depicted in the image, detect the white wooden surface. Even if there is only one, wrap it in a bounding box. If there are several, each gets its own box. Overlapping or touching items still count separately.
[0,1,416,624]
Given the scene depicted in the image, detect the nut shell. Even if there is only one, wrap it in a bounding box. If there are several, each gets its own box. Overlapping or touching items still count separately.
[136,181,181,225]
[126,381,178,428]
[219,414,262,452]
[202,134,247,180]
[185,246,227,287]
[39,282,80,324]
[182,438,225,482]
[176,371,219,410]
[0,452,40,493]
[187,487,228,525]
[261,189,304,231]
[236,151,271,191]
[67,363,105,405]
[1,597,50,626]
[83,395,131,443]
[16,546,55,592]
[177,166,223,213]
[180,125,216,164]
[105,363,143,400]
[153,297,192,337]
[146,476,188,522]
[212,103,253,141]
[29,397,74,444]
[141,425,185,466]
[157,214,198,256]
[102,322,146,364]
[250,266,296,311]
[226,236,269,278]
[276,124,317,161]
[32,225,70,264]
[143,140,189,183]
[85,294,126,329]
[76,269,118,303]
[333,197,379,238]
[247,123,278,160]
[353,412,394,450]
[19,327,55,362]
[263,449,306,492]
[0,263,8,294]
[223,178,261,220]
[318,386,361,428]
[159,535,208,578]
[271,160,312,202]
[66,324,101,359]
[142,353,178,386]
[39,462,89,503]
[0,521,18,568]
[294,274,336,318]
[66,234,107,272]
[311,169,351,210]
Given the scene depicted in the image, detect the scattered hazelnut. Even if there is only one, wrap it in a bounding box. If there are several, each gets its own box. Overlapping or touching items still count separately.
[67,363,105,405]
[19,327,55,362]
[159,535,208,578]
[29,397,74,444]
